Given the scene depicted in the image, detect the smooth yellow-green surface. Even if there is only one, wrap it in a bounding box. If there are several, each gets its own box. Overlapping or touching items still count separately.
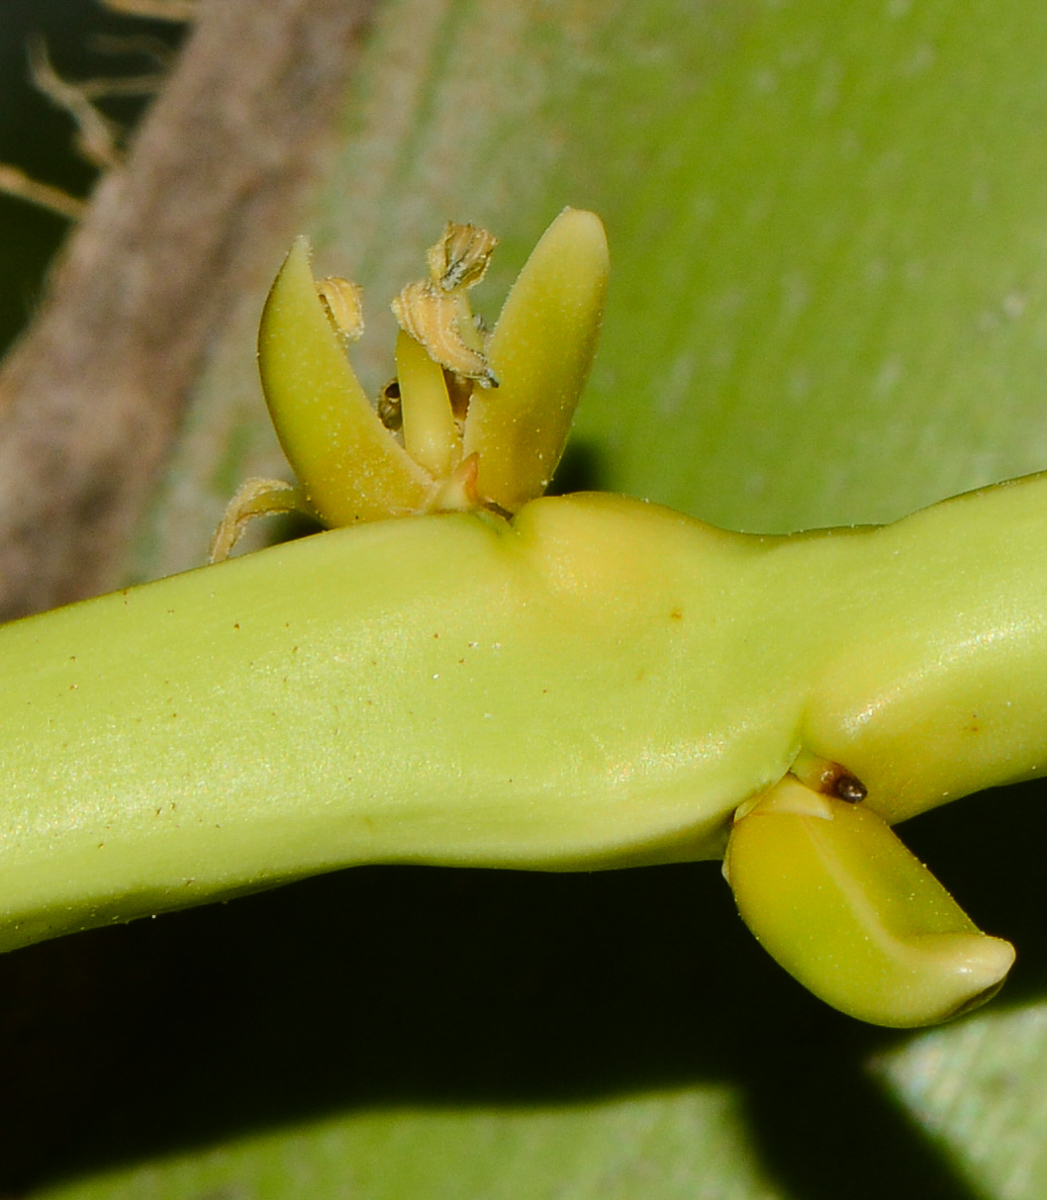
[258,237,432,524]
[395,329,459,478]
[726,779,1014,1027]
[5,477,1047,956]
[463,208,609,510]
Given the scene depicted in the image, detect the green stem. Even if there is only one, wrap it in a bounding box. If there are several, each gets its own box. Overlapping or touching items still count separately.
[2,477,1046,973]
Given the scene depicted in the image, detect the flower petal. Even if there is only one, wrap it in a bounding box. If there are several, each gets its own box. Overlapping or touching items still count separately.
[258,237,432,526]
[463,208,609,512]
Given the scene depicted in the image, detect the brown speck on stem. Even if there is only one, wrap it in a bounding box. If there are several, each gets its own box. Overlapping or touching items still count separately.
[791,749,867,804]
[833,775,867,804]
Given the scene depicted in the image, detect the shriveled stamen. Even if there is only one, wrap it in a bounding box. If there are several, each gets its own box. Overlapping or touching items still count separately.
[427,222,499,292]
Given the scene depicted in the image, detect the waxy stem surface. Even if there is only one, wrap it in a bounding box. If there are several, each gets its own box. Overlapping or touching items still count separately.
[1,209,1029,1026]
[0,478,1043,992]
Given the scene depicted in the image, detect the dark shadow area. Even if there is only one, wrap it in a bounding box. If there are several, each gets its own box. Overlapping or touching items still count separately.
[899,774,1047,1006]
[3,778,1045,1197]
[548,438,610,496]
[254,507,326,552]
[0,0,187,357]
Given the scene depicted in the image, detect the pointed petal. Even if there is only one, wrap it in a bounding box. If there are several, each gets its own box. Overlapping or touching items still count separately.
[725,777,1014,1027]
[258,237,432,526]
[463,209,609,512]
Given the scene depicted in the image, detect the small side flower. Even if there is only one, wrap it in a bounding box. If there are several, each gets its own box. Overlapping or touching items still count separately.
[229,208,607,551]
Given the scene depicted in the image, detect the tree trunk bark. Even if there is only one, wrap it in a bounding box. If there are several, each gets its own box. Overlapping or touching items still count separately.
[0,0,375,618]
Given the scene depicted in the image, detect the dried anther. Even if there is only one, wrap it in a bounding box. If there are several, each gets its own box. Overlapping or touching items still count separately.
[392,221,500,387]
[317,276,364,344]
[428,222,499,291]
[209,478,316,563]
[392,282,496,385]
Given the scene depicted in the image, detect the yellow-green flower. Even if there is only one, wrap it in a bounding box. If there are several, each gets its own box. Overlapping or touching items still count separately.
[250,207,608,534]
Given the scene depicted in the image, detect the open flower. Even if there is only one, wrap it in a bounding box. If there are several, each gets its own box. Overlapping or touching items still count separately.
[218,208,607,556]
[208,203,1016,1029]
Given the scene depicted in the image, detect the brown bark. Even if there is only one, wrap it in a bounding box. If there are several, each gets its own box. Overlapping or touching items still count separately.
[0,0,375,618]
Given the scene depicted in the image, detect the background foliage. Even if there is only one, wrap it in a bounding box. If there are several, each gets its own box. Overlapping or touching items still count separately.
[4,1,1047,1197]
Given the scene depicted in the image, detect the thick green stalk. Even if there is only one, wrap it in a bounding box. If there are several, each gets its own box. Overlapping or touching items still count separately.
[0,476,1044,982]
[2,209,1036,1027]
